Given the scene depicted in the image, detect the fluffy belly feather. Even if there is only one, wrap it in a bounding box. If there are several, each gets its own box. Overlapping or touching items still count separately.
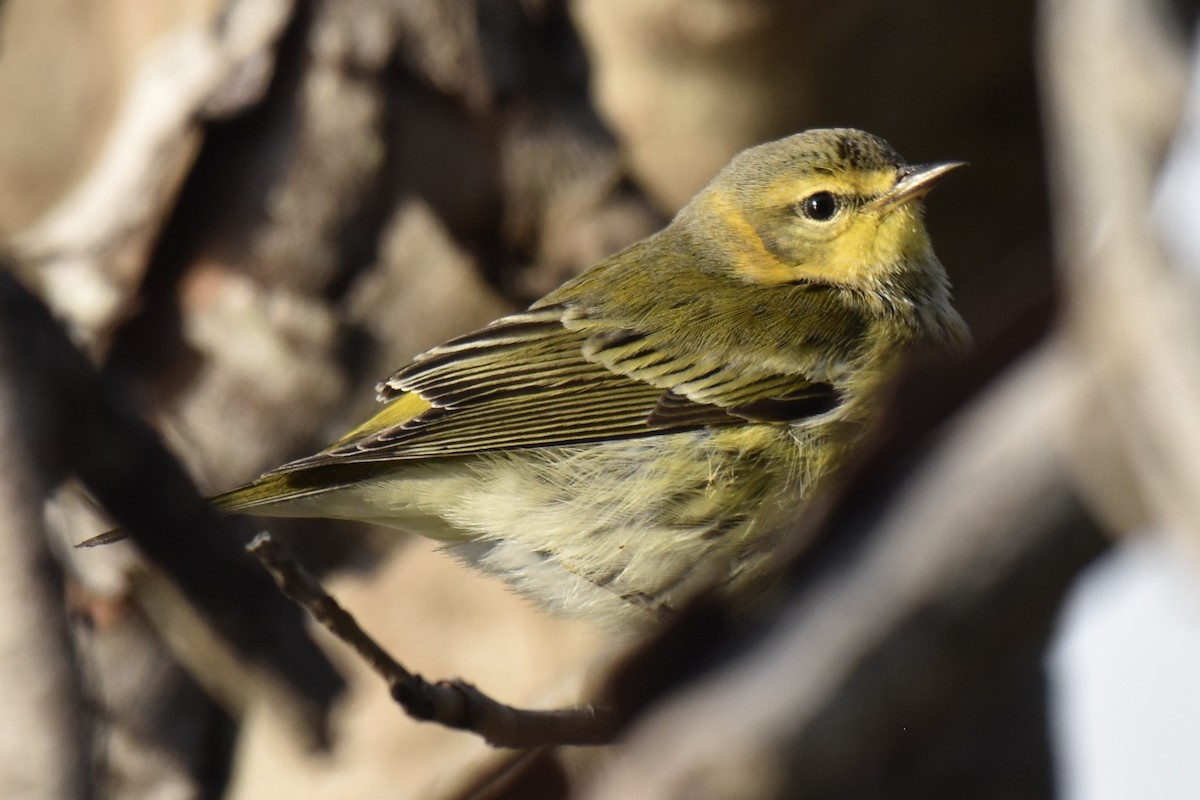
[298,424,829,627]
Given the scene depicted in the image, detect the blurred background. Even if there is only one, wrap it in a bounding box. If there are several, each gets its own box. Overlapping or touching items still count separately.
[1,0,1199,797]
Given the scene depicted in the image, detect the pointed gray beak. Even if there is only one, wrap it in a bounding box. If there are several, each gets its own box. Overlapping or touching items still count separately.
[868,161,966,212]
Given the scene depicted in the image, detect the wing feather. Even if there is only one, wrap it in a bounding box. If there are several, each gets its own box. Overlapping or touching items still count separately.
[278,293,851,471]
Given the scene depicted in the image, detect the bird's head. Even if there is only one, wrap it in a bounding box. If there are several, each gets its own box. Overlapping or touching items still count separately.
[684,128,963,291]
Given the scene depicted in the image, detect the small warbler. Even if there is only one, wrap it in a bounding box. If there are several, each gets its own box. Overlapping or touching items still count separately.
[102,129,967,628]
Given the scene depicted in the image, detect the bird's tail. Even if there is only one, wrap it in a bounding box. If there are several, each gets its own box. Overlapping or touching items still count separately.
[75,468,345,548]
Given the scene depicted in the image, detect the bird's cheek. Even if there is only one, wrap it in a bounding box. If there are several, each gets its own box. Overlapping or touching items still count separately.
[795,224,877,285]
[873,209,933,266]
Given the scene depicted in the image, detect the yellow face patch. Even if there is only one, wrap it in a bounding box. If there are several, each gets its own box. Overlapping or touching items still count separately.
[707,167,932,286]
[818,204,930,283]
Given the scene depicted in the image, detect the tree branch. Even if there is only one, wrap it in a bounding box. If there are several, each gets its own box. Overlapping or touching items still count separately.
[248,532,622,748]
[0,264,342,745]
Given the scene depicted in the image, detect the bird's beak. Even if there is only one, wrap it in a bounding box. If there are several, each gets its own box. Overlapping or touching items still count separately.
[869,161,966,212]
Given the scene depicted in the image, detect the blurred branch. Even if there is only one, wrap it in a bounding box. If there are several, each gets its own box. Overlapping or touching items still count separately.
[0,279,90,799]
[1041,0,1200,543]
[0,264,342,746]
[8,0,294,348]
[248,532,621,748]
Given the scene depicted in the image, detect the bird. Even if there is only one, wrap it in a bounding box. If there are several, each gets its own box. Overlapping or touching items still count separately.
[92,128,968,629]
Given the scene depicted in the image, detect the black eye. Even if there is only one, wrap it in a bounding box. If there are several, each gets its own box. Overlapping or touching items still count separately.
[799,191,839,221]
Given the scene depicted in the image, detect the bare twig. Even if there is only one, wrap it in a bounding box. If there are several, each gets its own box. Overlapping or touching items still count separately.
[247,532,622,748]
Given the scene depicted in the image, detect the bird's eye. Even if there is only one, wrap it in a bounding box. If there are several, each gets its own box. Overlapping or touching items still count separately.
[799,191,839,222]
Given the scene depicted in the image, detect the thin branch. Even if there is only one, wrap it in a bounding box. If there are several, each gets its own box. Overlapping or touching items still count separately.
[247,532,623,748]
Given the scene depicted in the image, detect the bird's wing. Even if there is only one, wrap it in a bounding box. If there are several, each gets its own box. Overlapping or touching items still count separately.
[564,311,845,425]
[278,304,841,470]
